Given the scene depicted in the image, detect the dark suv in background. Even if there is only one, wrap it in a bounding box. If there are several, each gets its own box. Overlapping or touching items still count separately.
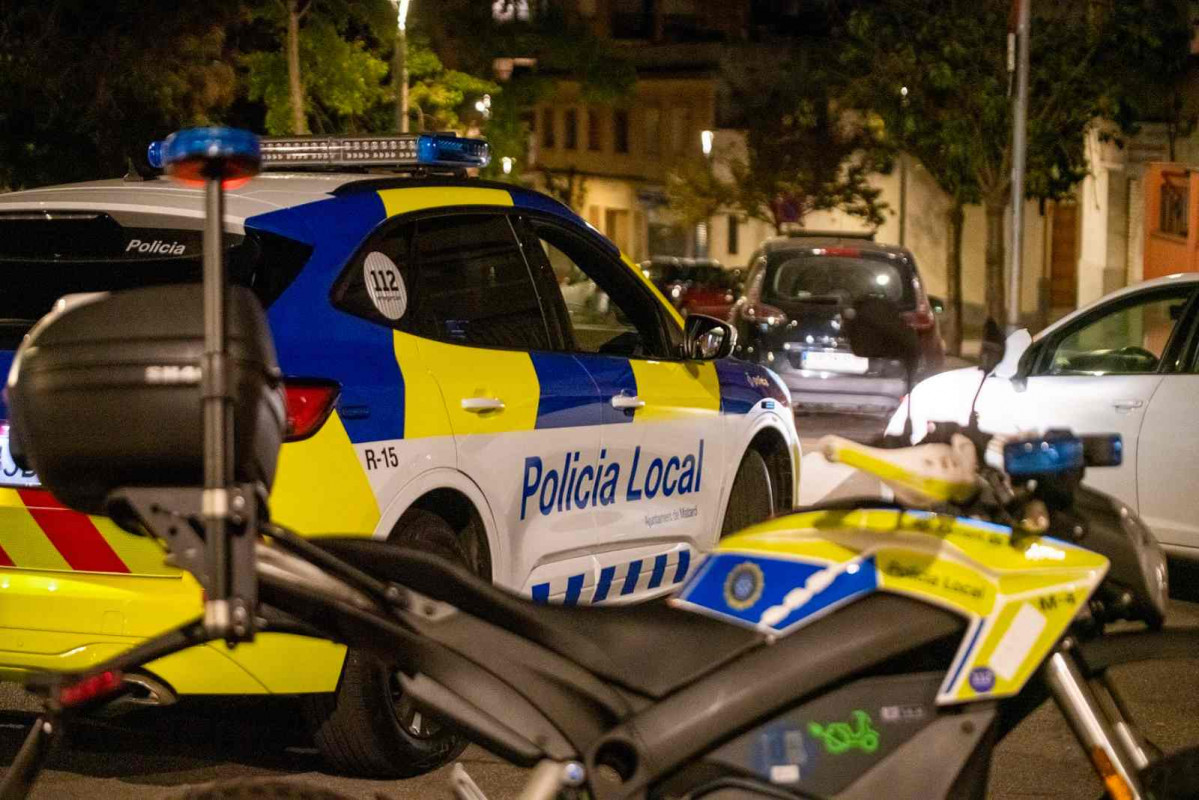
[730,234,945,416]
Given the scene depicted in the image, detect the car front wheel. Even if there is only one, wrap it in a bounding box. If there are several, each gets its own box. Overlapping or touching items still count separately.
[720,448,775,537]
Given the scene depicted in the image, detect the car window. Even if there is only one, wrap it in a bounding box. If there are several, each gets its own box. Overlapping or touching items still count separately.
[768,254,913,306]
[525,220,672,359]
[0,213,311,348]
[411,214,552,350]
[331,213,553,352]
[1039,289,1192,375]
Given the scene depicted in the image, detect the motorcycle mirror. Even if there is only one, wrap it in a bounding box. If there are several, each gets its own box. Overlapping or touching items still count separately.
[979,318,1006,374]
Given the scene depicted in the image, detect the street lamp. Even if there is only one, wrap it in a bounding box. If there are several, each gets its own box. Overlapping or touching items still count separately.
[501,156,513,175]
[699,130,715,258]
[394,0,411,132]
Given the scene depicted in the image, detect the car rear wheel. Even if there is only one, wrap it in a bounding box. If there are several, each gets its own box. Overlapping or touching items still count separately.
[720,448,775,537]
[301,509,470,778]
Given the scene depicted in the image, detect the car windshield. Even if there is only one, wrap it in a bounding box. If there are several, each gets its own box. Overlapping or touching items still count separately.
[768,254,912,306]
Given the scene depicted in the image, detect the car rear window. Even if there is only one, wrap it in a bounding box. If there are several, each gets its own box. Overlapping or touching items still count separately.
[768,253,914,307]
[0,212,311,348]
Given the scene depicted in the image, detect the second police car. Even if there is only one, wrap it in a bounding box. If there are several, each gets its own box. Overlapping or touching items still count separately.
[0,134,801,775]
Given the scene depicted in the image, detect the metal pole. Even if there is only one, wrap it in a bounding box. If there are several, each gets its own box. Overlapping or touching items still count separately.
[1007,0,1030,331]
[898,154,908,247]
[202,175,232,637]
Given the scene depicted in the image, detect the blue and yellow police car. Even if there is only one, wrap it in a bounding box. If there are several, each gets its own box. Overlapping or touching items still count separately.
[0,134,801,775]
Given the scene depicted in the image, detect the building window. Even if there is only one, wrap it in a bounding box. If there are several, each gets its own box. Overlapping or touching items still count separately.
[644,107,661,156]
[727,215,740,256]
[564,109,578,151]
[541,107,555,150]
[588,108,603,152]
[614,110,630,154]
[492,0,530,22]
[1160,172,1189,238]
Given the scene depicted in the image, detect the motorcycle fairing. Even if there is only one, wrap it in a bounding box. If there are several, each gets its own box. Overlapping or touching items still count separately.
[673,508,1108,705]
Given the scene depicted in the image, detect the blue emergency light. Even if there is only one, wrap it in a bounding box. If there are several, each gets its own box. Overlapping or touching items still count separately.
[148,132,489,171]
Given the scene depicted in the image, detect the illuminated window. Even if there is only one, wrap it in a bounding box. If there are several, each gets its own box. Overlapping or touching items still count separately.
[492,0,530,22]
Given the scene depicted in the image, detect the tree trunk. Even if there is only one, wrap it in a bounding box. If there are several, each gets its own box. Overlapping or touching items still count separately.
[945,201,965,356]
[286,0,308,135]
[393,26,408,133]
[983,198,1007,325]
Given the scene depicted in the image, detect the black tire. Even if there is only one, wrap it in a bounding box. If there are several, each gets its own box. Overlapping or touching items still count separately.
[176,779,354,799]
[301,508,470,778]
[720,448,775,537]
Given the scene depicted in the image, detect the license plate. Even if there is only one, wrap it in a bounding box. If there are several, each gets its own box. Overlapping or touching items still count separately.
[0,424,41,488]
[800,350,870,374]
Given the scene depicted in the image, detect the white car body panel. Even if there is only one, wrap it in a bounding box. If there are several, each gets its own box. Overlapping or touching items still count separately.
[890,273,1199,560]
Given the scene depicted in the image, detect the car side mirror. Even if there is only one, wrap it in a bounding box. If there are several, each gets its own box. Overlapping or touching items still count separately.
[993,329,1033,379]
[928,295,945,314]
[844,297,920,373]
[685,314,736,360]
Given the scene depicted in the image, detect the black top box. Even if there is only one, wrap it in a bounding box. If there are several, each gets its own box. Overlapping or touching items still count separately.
[7,284,285,514]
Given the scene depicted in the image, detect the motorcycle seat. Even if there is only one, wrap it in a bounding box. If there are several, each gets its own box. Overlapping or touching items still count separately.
[310,537,765,698]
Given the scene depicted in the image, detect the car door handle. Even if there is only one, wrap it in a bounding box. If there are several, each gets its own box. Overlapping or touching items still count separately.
[610,394,646,410]
[461,397,505,413]
[1113,399,1144,412]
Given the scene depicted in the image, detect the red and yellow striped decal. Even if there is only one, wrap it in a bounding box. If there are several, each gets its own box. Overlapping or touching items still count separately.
[0,488,172,576]
[15,489,129,573]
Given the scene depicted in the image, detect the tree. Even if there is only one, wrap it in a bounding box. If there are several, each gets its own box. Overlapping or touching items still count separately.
[842,0,1197,326]
[666,58,891,236]
[242,0,395,135]
[285,0,311,135]
[0,0,242,189]
[405,38,499,133]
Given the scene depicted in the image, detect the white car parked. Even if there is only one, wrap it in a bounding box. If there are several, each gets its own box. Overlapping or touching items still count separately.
[888,273,1199,561]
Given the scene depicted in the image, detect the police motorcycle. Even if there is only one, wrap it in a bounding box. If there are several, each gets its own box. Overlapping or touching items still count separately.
[1,128,1197,800]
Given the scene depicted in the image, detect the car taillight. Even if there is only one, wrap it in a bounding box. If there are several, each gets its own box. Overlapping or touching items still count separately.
[284,380,340,442]
[59,669,123,708]
[902,307,936,331]
[820,246,861,257]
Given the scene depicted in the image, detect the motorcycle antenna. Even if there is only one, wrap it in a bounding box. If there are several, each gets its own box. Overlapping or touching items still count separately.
[161,128,262,642]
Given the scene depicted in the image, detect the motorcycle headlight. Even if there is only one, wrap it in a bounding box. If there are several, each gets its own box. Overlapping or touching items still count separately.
[1119,505,1169,622]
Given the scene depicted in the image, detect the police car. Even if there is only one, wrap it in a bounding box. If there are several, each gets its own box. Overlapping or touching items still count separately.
[0,133,801,775]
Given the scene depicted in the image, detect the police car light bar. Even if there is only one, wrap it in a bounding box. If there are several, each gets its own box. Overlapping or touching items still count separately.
[148,133,489,171]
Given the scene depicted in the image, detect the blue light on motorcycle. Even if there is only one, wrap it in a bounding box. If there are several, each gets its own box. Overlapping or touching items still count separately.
[1004,434,1085,477]
[161,127,262,188]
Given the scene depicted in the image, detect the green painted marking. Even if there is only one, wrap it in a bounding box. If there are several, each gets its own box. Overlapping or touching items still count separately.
[807,710,880,755]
